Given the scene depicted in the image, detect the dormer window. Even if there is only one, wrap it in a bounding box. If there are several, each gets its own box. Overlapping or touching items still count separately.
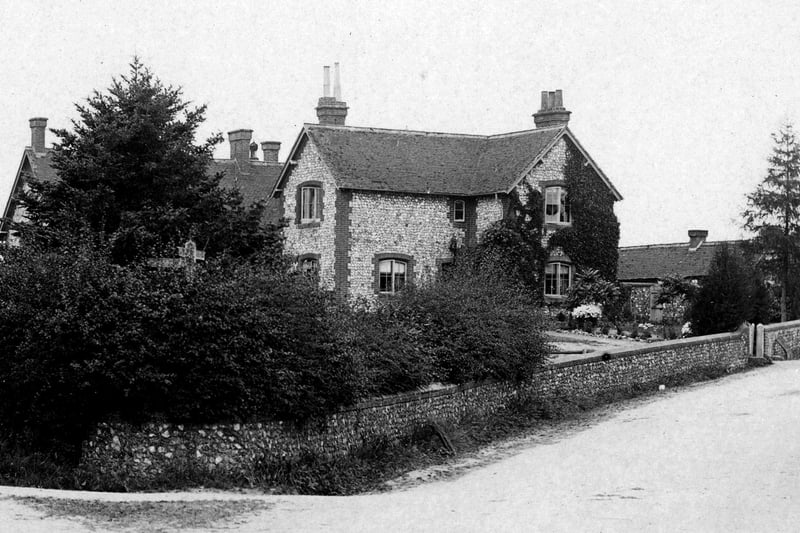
[453,199,465,222]
[544,186,571,224]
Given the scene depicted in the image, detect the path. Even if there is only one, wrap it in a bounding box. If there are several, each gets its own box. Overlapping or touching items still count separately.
[2,362,799,532]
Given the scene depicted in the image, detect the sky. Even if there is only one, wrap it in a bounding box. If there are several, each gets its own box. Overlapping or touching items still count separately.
[2,0,800,246]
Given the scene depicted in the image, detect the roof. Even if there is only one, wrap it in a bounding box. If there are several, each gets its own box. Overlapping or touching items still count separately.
[210,159,283,224]
[278,123,621,199]
[617,240,744,282]
[2,151,282,234]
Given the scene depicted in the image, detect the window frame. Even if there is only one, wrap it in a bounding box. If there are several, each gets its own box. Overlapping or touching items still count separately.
[544,261,573,297]
[544,185,571,225]
[372,253,415,295]
[294,181,324,227]
[453,199,466,222]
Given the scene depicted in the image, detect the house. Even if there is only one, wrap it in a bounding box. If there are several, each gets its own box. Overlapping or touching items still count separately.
[273,64,623,300]
[1,120,283,245]
[617,230,743,322]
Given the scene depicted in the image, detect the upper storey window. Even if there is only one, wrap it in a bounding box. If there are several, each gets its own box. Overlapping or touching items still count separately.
[453,199,465,222]
[544,186,571,224]
[301,186,321,222]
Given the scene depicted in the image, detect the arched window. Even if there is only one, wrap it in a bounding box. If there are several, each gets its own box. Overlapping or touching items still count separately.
[378,259,407,294]
[300,257,319,276]
[545,262,572,297]
[544,186,571,224]
[295,181,324,226]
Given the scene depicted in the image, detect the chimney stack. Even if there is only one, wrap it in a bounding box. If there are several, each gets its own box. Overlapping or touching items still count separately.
[29,117,48,153]
[228,129,253,162]
[688,229,708,250]
[533,90,571,128]
[261,141,281,162]
[316,64,348,126]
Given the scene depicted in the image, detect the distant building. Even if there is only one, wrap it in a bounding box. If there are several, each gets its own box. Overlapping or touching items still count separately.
[0,120,283,245]
[617,230,743,322]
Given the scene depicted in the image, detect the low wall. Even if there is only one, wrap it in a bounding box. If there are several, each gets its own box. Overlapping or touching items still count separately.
[758,319,800,360]
[81,330,750,483]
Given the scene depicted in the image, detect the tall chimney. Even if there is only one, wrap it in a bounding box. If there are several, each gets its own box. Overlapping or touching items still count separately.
[688,229,708,250]
[316,64,348,126]
[29,117,48,153]
[228,129,253,162]
[261,141,281,163]
[334,62,342,100]
[323,65,331,97]
[533,89,571,129]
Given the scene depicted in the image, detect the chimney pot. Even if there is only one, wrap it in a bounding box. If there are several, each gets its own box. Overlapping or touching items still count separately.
[249,141,258,160]
[261,141,281,162]
[533,90,570,128]
[228,129,253,162]
[334,62,342,101]
[29,117,48,153]
[316,64,348,125]
[323,65,331,98]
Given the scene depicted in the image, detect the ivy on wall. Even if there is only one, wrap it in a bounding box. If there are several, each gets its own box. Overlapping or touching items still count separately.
[548,139,620,280]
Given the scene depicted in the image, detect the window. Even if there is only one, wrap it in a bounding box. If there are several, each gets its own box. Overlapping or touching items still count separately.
[301,186,321,222]
[544,262,572,297]
[544,186,571,224]
[378,259,407,294]
[300,257,319,276]
[453,199,465,222]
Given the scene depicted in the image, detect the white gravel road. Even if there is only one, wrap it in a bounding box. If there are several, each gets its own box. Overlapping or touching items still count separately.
[2,361,799,532]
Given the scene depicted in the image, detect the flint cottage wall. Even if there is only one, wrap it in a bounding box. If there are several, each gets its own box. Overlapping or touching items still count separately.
[282,140,339,290]
[347,191,466,299]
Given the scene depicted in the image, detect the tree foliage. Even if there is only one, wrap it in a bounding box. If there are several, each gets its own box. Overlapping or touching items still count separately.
[743,123,800,321]
[689,243,754,335]
[17,58,280,264]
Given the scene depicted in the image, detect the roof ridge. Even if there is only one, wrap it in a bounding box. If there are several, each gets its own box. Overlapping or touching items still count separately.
[305,123,489,139]
[620,239,743,250]
[487,125,564,138]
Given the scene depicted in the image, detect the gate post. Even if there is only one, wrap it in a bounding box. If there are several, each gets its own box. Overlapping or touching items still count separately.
[755,324,764,359]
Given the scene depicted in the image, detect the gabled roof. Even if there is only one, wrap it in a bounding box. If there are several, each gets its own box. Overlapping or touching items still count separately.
[276,123,622,199]
[2,150,283,238]
[617,240,744,282]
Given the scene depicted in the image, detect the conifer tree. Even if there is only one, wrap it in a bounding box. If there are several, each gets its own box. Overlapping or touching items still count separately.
[18,58,280,263]
[743,124,800,321]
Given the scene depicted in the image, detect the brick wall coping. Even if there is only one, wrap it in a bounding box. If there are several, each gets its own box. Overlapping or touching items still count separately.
[761,319,800,333]
[339,330,746,412]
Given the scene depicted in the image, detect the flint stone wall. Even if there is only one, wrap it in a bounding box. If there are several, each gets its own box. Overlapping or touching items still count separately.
[760,319,800,360]
[81,330,749,482]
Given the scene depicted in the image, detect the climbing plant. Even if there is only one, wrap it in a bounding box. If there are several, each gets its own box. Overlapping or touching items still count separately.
[547,140,620,280]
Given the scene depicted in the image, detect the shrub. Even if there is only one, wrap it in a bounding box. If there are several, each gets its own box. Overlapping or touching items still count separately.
[378,262,550,385]
[0,245,360,457]
[689,243,753,335]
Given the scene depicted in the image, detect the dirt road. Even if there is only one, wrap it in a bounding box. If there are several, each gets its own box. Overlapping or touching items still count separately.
[2,362,799,532]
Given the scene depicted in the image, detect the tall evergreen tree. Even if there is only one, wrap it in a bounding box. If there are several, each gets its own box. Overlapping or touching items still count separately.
[743,124,800,321]
[18,58,280,263]
[689,243,752,335]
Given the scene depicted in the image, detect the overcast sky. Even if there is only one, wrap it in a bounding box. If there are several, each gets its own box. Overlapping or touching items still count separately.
[2,0,799,246]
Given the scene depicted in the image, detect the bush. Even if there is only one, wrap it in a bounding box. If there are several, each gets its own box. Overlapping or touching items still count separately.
[374,262,550,385]
[0,245,360,457]
[689,243,753,335]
